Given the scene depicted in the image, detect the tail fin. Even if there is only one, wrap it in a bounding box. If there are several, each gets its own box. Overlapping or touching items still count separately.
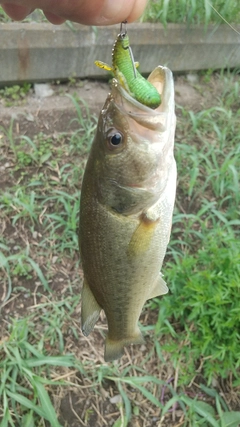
[104,330,145,362]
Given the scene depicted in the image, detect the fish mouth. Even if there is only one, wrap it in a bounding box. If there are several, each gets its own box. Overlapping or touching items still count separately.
[111,66,175,131]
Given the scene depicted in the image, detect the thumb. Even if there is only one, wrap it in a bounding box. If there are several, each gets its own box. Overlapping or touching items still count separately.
[0,0,147,25]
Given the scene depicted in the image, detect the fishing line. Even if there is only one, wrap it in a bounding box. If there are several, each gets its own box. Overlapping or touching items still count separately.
[128,46,137,79]
[208,1,240,36]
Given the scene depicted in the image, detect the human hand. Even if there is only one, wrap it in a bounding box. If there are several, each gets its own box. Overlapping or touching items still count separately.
[0,0,147,25]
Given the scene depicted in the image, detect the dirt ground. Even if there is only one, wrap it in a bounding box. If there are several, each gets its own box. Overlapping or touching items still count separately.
[0,74,210,137]
[1,74,235,427]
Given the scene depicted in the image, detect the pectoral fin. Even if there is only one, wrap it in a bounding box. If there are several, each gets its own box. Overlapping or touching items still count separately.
[81,279,102,336]
[127,216,159,258]
[148,275,169,300]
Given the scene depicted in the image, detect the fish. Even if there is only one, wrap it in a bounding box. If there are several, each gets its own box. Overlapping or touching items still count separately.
[95,22,161,109]
[79,65,176,362]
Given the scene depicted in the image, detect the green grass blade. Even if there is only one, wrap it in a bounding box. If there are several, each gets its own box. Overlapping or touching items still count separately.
[26,355,75,368]
[117,382,132,423]
[31,378,63,427]
[26,257,50,291]
[21,411,35,427]
[6,390,46,419]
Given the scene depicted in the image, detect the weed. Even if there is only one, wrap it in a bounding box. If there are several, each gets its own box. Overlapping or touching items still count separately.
[201,68,215,84]
[0,84,31,107]
[151,71,240,386]
[0,246,50,299]
[159,232,240,383]
[67,74,84,88]
[0,318,75,427]
[41,190,79,254]
[94,368,240,426]
[0,189,39,224]
[141,0,240,26]
[67,94,97,155]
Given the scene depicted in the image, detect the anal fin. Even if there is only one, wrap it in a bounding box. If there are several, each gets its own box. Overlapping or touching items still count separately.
[148,274,169,300]
[81,279,101,336]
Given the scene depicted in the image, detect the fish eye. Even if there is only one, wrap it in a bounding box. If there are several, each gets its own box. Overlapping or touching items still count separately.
[110,133,122,146]
[106,130,124,151]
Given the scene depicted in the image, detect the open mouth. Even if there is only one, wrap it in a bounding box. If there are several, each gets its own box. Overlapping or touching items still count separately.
[110,66,175,132]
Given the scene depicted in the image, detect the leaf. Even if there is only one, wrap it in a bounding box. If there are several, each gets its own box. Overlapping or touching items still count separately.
[162,395,186,417]
[200,384,229,412]
[221,412,240,427]
[40,151,51,164]
[181,396,219,427]
[113,417,126,427]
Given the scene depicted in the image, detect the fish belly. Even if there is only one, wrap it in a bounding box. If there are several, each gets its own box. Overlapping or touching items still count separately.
[80,175,174,361]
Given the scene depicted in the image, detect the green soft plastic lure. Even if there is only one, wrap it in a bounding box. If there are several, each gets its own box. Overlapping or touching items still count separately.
[95,22,161,109]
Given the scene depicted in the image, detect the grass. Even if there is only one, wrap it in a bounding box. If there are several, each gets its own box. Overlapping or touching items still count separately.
[151,70,240,386]
[0,95,95,303]
[0,318,76,427]
[141,0,240,26]
[0,84,32,107]
[0,71,240,425]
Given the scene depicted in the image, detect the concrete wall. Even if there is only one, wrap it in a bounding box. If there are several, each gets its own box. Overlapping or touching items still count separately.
[0,23,240,84]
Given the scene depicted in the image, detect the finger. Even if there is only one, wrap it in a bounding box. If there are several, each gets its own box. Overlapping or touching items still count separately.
[1,3,33,20]
[43,12,66,25]
[96,0,147,25]
[1,0,147,25]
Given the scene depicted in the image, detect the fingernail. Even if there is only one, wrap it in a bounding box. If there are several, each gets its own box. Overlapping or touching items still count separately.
[96,0,124,24]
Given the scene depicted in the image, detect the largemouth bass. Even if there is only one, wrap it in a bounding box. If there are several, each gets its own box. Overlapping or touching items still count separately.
[79,65,176,362]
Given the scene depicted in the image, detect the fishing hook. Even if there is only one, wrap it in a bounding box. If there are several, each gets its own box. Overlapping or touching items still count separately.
[120,20,127,36]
